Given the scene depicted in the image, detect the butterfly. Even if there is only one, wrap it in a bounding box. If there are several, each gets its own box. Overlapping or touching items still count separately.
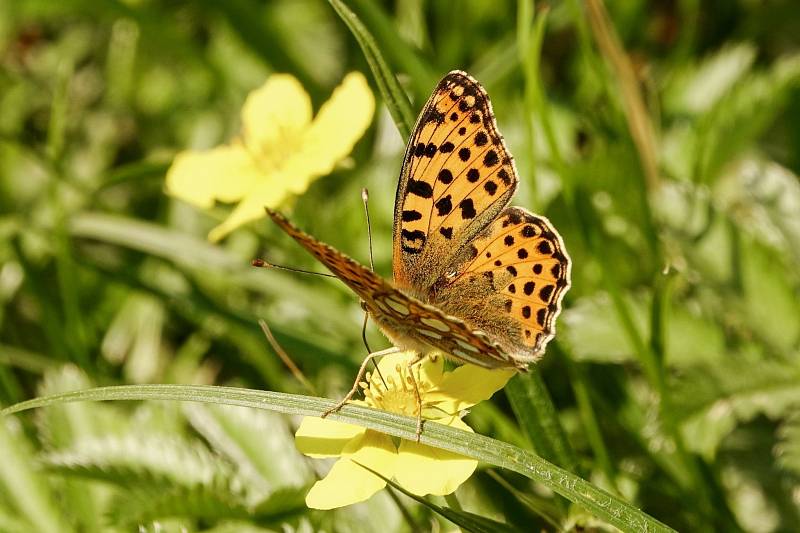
[263,71,571,435]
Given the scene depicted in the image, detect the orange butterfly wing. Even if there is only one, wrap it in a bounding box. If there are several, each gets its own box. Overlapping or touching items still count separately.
[430,207,571,361]
[393,71,518,294]
[265,71,570,369]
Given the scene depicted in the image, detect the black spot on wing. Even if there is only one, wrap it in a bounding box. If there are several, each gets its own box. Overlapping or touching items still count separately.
[407,179,433,199]
[459,198,476,219]
[401,229,426,243]
[425,108,445,124]
[498,168,511,185]
[402,210,422,222]
[435,195,453,216]
[537,241,552,254]
[523,281,535,295]
[539,285,554,302]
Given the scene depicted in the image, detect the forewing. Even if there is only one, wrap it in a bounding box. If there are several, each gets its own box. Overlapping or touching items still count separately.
[266,209,394,303]
[393,71,518,294]
[266,209,520,369]
[429,207,571,362]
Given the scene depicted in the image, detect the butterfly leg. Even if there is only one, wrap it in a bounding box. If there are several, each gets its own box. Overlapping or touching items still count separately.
[405,353,426,442]
[321,346,402,419]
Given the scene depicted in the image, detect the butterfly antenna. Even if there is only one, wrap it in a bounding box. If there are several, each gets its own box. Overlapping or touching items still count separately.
[360,188,386,388]
[258,319,317,395]
[361,188,375,272]
[251,258,337,279]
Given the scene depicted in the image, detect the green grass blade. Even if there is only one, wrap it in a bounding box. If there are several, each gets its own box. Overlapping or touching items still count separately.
[347,0,436,99]
[328,0,415,139]
[2,385,675,532]
[505,370,577,473]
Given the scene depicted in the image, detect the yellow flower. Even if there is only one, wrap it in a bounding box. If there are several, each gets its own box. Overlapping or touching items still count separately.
[165,72,374,242]
[295,351,514,509]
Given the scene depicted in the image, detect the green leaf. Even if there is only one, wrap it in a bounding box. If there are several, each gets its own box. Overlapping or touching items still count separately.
[35,366,120,533]
[0,417,69,533]
[107,483,249,527]
[740,240,800,351]
[776,414,800,477]
[252,485,310,521]
[327,0,415,139]
[184,404,313,496]
[41,433,242,491]
[2,385,675,532]
[0,345,57,374]
[695,53,800,183]
[715,158,800,265]
[561,292,725,367]
[674,358,800,458]
[663,43,756,115]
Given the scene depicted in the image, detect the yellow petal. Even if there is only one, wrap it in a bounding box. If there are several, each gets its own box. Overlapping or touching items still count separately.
[426,365,516,413]
[165,142,261,208]
[418,353,445,388]
[283,71,374,185]
[203,73,373,242]
[241,74,312,158]
[394,418,478,496]
[305,430,397,510]
[374,350,417,377]
[207,173,287,242]
[295,416,365,458]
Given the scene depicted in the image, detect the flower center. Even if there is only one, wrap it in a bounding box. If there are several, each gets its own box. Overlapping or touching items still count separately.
[242,124,305,175]
[378,388,419,417]
[362,364,422,417]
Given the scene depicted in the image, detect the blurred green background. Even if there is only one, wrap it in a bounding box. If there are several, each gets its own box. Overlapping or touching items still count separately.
[1,0,800,531]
